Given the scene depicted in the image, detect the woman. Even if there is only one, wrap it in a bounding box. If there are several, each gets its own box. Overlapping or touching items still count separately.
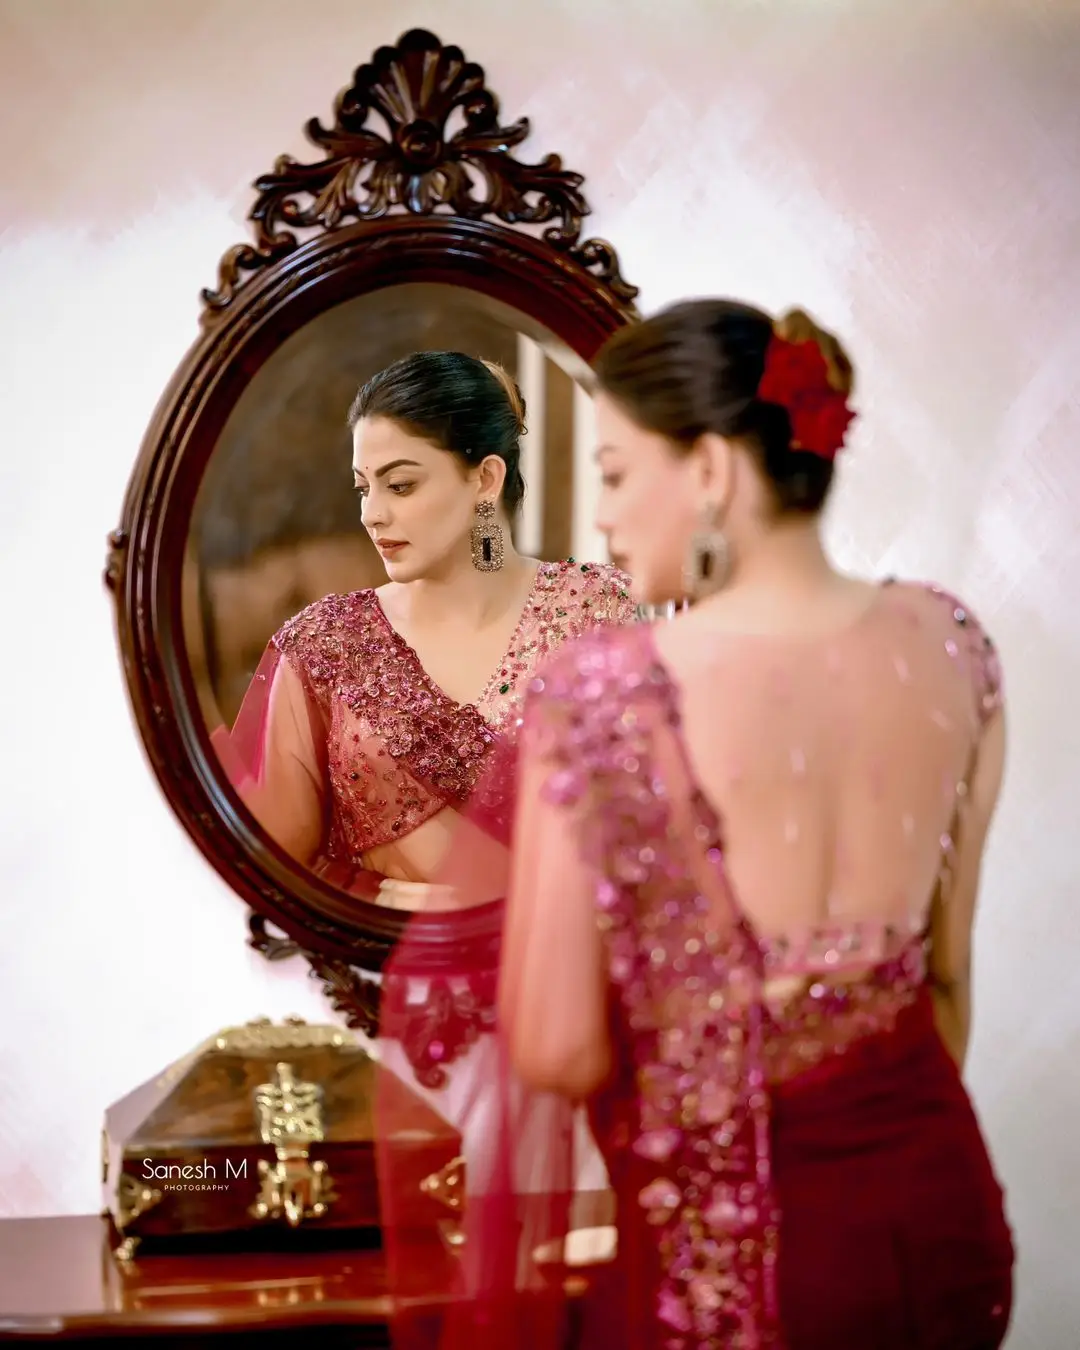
[392,304,1014,1349]
[212,349,635,914]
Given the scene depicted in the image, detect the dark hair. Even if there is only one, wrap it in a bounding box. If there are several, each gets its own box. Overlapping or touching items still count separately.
[347,351,527,512]
[592,299,855,514]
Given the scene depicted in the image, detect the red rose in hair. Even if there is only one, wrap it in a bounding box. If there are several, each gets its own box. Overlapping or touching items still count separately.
[756,336,856,462]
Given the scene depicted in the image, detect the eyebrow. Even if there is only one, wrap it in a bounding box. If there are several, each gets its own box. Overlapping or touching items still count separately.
[352,458,423,479]
[593,444,618,461]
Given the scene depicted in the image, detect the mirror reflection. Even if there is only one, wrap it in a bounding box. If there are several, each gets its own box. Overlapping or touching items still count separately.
[184,283,635,912]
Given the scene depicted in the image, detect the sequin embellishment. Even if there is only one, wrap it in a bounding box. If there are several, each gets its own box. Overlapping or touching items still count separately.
[272,559,634,864]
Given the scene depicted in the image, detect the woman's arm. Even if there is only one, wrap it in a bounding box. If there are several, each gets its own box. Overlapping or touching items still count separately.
[214,654,326,867]
[927,704,1006,1068]
[498,700,612,1100]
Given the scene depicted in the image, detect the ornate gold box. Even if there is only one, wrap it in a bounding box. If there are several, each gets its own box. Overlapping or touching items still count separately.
[101,1016,461,1259]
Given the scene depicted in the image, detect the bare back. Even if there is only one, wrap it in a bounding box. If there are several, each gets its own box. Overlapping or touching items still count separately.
[648,579,1001,969]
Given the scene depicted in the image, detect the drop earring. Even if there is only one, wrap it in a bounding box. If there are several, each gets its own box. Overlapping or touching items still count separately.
[682,501,730,601]
[470,500,505,572]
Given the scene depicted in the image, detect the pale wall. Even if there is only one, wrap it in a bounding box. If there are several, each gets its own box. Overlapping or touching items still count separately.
[1,1,1078,1345]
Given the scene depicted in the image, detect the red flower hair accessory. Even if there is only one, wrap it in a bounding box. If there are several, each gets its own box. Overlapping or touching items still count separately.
[756,334,856,462]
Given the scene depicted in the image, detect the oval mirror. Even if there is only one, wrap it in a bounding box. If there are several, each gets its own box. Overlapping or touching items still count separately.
[106,28,639,1073]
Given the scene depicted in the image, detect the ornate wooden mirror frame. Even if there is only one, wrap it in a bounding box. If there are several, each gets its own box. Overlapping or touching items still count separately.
[105,28,639,1041]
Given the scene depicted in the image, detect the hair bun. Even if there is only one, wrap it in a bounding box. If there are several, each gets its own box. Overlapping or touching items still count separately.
[481,359,527,436]
[774,308,854,397]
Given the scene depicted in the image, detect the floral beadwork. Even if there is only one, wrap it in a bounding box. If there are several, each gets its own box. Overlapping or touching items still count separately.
[527,629,782,1347]
[272,559,634,865]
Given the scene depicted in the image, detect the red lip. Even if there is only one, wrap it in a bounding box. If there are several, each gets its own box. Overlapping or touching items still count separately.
[375,540,407,553]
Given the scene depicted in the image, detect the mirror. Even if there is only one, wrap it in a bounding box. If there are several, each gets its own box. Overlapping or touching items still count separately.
[107,27,639,1064]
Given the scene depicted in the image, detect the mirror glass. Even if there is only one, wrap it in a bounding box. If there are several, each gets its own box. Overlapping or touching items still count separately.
[183,282,614,908]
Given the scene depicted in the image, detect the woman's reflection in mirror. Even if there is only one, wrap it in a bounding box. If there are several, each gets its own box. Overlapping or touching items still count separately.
[211,350,636,912]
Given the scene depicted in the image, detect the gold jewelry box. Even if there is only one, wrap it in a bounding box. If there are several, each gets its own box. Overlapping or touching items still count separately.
[101,1016,461,1261]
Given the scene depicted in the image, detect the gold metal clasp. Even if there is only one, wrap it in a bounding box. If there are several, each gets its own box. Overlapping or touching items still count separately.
[108,1172,162,1267]
[419,1155,466,1213]
[115,1172,162,1230]
[249,1061,335,1227]
[420,1155,467,1252]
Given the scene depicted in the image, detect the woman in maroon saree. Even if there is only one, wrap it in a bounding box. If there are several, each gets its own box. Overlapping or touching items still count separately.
[377,303,1014,1348]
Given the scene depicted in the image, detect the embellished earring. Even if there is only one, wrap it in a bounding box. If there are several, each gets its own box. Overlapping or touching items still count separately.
[470,500,505,572]
[682,502,730,600]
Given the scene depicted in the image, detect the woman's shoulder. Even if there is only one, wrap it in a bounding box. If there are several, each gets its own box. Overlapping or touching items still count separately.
[270,589,381,657]
[882,576,994,638]
[881,576,1003,719]
[529,616,653,704]
[540,557,636,624]
[550,556,634,600]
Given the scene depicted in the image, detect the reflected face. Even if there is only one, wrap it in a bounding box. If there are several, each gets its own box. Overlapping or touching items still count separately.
[352,417,483,582]
[593,393,702,606]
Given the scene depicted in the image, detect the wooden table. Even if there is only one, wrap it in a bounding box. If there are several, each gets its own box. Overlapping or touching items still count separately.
[0,1214,434,1345]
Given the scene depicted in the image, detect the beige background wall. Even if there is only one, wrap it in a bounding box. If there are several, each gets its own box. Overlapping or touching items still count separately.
[1,2,1077,1343]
